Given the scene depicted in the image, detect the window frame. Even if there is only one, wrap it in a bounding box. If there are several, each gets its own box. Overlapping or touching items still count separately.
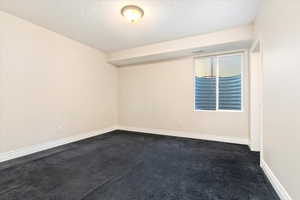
[194,51,244,112]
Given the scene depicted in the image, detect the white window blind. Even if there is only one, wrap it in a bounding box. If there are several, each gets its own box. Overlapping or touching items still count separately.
[195,53,243,111]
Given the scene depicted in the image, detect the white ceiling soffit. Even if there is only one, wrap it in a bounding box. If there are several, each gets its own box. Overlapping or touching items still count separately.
[108,25,253,66]
[0,0,261,52]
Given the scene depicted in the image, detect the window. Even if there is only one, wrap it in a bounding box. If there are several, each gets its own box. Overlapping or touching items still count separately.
[195,53,243,111]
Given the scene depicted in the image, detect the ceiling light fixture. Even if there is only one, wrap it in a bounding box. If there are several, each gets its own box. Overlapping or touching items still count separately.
[121,5,144,23]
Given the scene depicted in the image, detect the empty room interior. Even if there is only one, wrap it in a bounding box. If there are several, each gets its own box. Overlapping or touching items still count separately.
[0,0,299,199]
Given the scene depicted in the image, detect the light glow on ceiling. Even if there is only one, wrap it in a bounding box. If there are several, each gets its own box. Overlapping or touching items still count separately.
[121,5,144,23]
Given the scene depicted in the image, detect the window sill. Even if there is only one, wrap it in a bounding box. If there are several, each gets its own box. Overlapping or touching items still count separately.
[194,109,243,113]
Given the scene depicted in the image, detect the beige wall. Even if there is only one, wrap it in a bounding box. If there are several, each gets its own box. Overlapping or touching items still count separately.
[255,0,300,199]
[118,56,249,140]
[0,12,118,153]
[0,11,249,155]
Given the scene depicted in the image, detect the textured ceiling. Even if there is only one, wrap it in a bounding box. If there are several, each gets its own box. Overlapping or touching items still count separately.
[0,0,261,52]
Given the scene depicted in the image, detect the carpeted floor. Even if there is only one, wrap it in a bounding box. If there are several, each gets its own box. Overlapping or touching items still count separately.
[0,130,279,200]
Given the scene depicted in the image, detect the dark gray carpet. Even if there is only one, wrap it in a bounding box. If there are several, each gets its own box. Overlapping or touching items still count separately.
[0,130,279,200]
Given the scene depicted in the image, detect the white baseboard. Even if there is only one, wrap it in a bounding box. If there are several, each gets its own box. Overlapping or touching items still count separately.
[117,126,249,145]
[261,159,293,200]
[250,142,261,152]
[0,126,249,163]
[0,127,116,163]
[1,126,291,200]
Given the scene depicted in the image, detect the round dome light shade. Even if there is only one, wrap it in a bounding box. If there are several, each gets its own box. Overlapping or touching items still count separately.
[121,5,144,23]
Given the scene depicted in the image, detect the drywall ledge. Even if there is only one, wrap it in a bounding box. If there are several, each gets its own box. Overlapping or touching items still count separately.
[108,25,253,66]
[261,160,293,200]
[117,126,249,145]
[0,127,117,163]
